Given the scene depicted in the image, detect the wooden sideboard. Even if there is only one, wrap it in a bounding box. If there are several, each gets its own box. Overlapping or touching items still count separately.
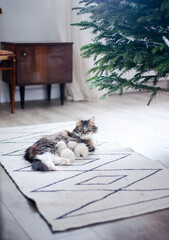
[1,42,73,111]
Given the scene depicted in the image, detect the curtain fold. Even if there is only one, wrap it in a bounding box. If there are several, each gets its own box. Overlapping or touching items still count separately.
[50,0,100,101]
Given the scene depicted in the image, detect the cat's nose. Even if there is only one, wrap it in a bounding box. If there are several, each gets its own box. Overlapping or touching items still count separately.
[83,128,88,134]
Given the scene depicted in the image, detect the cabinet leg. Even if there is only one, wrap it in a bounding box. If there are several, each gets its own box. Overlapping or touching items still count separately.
[20,86,25,109]
[9,84,12,103]
[60,83,65,105]
[11,57,16,113]
[47,84,52,100]
[9,83,15,113]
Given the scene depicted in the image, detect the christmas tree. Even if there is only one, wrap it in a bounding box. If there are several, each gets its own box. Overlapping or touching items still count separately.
[72,0,169,104]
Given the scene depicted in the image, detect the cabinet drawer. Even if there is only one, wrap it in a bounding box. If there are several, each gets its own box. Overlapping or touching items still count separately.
[16,45,46,85]
[46,45,72,83]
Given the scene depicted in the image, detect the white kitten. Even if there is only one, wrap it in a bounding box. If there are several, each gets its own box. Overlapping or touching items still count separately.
[67,141,89,158]
[57,141,75,163]
[74,143,89,158]
[67,141,77,150]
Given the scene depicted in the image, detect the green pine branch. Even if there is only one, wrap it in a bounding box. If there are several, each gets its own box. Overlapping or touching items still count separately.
[72,0,169,104]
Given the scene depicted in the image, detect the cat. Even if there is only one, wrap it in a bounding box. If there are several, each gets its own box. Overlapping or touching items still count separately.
[24,116,98,171]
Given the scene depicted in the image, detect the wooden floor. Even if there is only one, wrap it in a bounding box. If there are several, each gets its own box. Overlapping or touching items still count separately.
[0,92,169,240]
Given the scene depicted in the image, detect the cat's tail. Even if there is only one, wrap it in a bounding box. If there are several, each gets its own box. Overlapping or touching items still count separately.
[31,159,49,171]
[24,147,49,171]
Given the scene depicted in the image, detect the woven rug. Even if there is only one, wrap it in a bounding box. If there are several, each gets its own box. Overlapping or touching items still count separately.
[0,122,169,232]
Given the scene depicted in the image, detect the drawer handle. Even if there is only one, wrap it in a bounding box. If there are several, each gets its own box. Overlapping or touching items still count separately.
[21,52,27,57]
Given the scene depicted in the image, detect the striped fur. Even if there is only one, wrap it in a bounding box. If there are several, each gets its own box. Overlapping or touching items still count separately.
[24,117,97,171]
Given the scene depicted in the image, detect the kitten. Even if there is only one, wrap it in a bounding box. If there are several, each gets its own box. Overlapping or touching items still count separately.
[57,141,75,163]
[68,141,89,158]
[24,117,98,171]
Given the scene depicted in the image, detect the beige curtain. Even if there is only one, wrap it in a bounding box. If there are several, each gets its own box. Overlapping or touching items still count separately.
[50,0,100,101]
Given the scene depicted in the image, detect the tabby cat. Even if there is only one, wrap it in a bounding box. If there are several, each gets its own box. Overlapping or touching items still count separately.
[24,117,98,171]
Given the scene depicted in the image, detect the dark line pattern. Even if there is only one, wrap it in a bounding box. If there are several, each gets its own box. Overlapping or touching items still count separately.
[14,165,32,172]
[59,194,169,219]
[56,169,162,220]
[76,175,127,185]
[1,125,169,228]
[35,188,169,193]
[31,154,131,192]
[71,158,100,166]
[2,148,25,156]
[0,126,69,143]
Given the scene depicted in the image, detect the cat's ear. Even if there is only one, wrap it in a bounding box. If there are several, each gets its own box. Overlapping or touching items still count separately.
[89,116,95,124]
[75,117,81,126]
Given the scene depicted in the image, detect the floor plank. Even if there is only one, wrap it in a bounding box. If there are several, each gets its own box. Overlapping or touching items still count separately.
[91,210,169,240]
[0,201,30,240]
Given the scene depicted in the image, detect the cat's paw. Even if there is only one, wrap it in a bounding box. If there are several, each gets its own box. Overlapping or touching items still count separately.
[51,166,57,171]
[48,165,57,171]
[61,158,70,165]
[89,145,95,152]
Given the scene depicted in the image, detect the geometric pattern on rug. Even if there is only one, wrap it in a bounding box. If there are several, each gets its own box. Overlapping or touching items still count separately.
[1,122,169,231]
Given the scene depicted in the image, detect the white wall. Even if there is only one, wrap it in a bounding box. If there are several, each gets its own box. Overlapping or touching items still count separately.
[0,0,62,103]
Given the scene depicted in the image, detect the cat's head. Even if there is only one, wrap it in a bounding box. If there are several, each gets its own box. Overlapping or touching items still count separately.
[73,117,98,135]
